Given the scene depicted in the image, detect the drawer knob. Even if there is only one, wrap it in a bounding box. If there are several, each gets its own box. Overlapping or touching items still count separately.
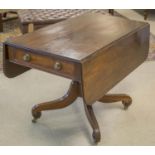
[23,54,31,62]
[54,61,62,71]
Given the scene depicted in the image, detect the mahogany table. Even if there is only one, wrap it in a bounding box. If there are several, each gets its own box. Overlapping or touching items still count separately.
[3,13,149,143]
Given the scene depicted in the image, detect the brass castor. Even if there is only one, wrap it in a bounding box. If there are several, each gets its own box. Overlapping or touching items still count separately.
[122,98,132,110]
[32,111,41,123]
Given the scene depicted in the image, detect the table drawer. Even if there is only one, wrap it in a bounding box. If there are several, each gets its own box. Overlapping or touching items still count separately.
[8,46,80,80]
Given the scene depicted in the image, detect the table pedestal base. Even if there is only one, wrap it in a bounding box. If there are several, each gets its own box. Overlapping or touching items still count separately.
[32,81,132,143]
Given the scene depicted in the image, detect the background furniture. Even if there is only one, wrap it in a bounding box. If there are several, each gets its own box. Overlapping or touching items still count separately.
[143,9,155,20]
[0,10,18,32]
[135,9,154,20]
[18,9,113,33]
[109,9,114,15]
[144,9,149,20]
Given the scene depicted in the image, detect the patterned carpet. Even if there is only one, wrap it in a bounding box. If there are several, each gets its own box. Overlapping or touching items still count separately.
[0,11,155,71]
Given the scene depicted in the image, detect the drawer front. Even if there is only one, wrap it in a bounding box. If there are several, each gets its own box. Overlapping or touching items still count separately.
[8,47,80,81]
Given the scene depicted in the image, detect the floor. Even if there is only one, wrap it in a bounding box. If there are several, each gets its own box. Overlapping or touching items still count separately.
[0,10,155,146]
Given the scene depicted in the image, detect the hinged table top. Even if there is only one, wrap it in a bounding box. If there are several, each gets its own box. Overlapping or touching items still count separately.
[3,12,149,105]
[5,13,148,62]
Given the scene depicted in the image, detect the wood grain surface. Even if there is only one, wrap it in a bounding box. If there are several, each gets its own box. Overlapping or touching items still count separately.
[6,13,148,61]
[81,25,150,104]
[4,13,150,104]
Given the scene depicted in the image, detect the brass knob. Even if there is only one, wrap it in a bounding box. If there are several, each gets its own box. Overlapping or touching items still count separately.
[54,61,62,71]
[23,54,31,62]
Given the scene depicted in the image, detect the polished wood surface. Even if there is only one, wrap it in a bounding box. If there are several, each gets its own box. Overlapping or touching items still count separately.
[6,13,148,61]
[7,46,81,81]
[4,13,149,104]
[3,13,150,143]
[99,94,132,110]
[82,26,149,104]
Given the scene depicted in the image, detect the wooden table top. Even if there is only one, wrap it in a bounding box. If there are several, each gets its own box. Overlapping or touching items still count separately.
[4,12,149,105]
[6,13,148,62]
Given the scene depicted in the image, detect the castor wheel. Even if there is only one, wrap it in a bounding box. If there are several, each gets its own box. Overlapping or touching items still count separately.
[92,129,101,143]
[32,111,41,123]
[122,98,132,110]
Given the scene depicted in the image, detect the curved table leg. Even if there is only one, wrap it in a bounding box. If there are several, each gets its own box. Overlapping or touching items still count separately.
[99,94,132,110]
[32,81,80,122]
[84,104,101,143]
